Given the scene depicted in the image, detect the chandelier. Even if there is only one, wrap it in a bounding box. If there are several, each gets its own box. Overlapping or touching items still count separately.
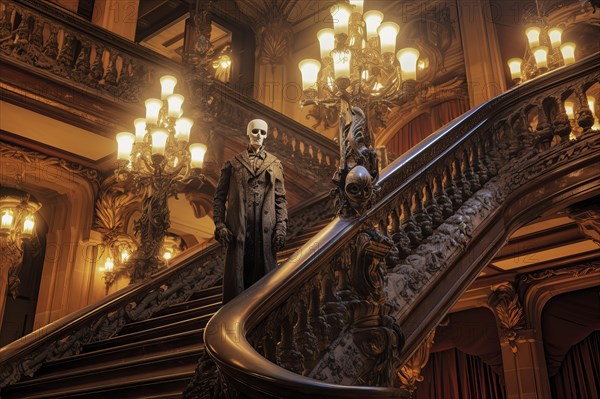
[299,1,423,115]
[115,75,207,281]
[506,0,576,84]
[0,188,41,298]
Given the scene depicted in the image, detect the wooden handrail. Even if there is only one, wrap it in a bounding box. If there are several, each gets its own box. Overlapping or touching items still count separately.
[203,53,600,398]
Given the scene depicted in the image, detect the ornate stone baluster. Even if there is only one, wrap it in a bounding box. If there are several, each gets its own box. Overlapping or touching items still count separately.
[412,188,433,239]
[43,25,59,59]
[56,31,75,71]
[552,95,572,142]
[433,172,453,220]
[574,87,594,132]
[309,282,329,351]
[402,198,422,249]
[443,163,462,211]
[464,146,480,192]
[453,156,471,202]
[322,268,346,341]
[29,15,43,49]
[474,141,489,184]
[535,101,554,150]
[294,296,318,373]
[485,130,503,176]
[277,312,304,374]
[103,51,119,90]
[390,206,411,260]
[73,39,91,82]
[512,111,534,156]
[424,177,442,228]
[90,45,105,85]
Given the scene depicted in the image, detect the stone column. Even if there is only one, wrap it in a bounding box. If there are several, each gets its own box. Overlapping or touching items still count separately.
[500,329,550,399]
[456,0,506,107]
[489,282,550,399]
[92,0,140,41]
[254,16,293,113]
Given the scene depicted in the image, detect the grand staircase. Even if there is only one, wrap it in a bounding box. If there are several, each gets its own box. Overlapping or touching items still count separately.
[0,220,331,399]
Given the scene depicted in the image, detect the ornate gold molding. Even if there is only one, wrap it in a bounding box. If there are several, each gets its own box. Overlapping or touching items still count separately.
[488,282,526,354]
[0,141,100,186]
[518,262,600,289]
[397,328,436,397]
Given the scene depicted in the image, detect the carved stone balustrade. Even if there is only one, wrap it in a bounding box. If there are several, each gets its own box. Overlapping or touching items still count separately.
[200,53,600,398]
[0,193,335,388]
[0,0,339,194]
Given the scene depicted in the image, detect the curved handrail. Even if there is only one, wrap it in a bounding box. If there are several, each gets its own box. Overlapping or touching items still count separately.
[204,53,600,398]
[0,191,334,386]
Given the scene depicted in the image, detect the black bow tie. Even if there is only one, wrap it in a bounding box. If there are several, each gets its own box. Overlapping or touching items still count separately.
[248,148,266,160]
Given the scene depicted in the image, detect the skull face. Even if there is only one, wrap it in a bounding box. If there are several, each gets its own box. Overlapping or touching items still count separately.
[247,119,268,148]
[345,165,373,213]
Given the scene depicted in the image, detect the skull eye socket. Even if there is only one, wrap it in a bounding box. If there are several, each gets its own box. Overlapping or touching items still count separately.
[252,129,267,136]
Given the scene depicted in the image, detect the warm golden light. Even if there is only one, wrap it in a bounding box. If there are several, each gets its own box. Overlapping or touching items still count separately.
[189,143,208,169]
[564,101,575,119]
[159,75,177,99]
[330,3,352,35]
[104,257,114,272]
[116,132,135,160]
[22,214,35,235]
[332,49,351,79]
[525,26,541,48]
[317,29,335,59]
[145,98,162,125]
[507,58,523,81]
[163,251,172,261]
[1,210,14,230]
[134,118,146,142]
[167,94,184,118]
[364,10,383,40]
[151,129,168,156]
[377,22,400,54]
[397,48,420,81]
[349,0,364,14]
[121,250,129,263]
[560,42,576,65]
[299,59,321,90]
[548,27,563,48]
[175,117,193,142]
[533,46,548,69]
[588,96,597,115]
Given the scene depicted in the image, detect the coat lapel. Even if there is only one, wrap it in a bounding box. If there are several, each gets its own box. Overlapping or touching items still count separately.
[234,151,255,175]
[255,152,277,177]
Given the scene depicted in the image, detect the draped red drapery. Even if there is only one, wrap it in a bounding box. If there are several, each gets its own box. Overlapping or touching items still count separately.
[542,287,600,399]
[414,308,506,399]
[385,98,470,156]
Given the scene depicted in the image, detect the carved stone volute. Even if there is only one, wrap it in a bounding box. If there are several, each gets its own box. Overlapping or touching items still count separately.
[488,282,526,354]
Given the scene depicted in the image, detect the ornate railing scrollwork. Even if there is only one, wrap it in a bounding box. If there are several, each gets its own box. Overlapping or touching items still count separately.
[200,53,600,398]
[0,192,335,389]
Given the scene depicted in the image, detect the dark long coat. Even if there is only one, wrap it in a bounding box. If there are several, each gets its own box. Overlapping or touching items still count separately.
[213,149,287,303]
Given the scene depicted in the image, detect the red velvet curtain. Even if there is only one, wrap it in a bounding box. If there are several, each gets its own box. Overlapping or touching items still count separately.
[550,331,600,399]
[415,349,506,399]
[386,112,432,156]
[385,98,470,156]
[541,287,600,376]
[414,308,506,399]
[541,287,600,399]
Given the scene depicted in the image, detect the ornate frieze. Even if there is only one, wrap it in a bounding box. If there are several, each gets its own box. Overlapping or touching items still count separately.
[488,282,526,354]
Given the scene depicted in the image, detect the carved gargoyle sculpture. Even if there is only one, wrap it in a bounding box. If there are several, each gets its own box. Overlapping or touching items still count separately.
[333,106,380,217]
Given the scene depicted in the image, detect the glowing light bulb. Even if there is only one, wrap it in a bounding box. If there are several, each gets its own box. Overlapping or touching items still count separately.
[104,258,114,272]
[330,3,352,35]
[317,29,335,59]
[525,26,541,48]
[116,132,135,161]
[189,143,207,169]
[145,98,162,125]
[377,22,400,54]
[151,129,168,156]
[364,10,383,40]
[533,46,548,69]
[22,215,35,235]
[159,75,177,100]
[175,117,193,142]
[507,58,523,81]
[560,42,576,65]
[167,94,184,118]
[548,27,562,48]
[299,59,321,90]
[397,48,420,81]
[1,210,14,230]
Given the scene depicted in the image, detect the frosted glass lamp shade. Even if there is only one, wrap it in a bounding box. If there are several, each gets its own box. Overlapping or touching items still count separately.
[397,48,420,81]
[377,22,399,54]
[189,143,207,168]
[145,99,162,125]
[160,75,177,99]
[299,59,321,90]
[116,132,135,160]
